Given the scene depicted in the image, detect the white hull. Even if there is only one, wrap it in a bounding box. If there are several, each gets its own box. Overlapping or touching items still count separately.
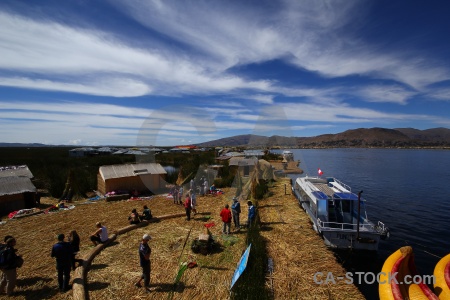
[293,176,389,251]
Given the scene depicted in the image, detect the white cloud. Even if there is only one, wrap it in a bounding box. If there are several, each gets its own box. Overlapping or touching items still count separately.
[427,88,450,101]
[356,85,416,104]
[0,76,152,97]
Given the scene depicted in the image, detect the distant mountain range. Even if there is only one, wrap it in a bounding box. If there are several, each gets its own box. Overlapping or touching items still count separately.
[196,127,450,148]
[2,127,450,148]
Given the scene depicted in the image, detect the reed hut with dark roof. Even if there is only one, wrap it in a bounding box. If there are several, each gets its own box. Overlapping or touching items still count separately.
[0,176,37,216]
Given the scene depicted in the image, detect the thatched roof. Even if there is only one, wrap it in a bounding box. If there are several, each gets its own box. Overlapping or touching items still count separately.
[99,163,167,180]
[0,165,34,179]
[0,176,36,196]
[229,157,258,166]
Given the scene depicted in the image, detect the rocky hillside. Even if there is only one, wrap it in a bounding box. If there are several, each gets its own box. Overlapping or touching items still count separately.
[197,127,450,148]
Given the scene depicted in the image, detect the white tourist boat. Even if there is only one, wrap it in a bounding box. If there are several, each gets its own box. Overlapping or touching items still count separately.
[292,175,389,250]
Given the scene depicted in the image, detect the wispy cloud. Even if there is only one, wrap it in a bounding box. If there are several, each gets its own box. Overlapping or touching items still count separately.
[355,85,417,104]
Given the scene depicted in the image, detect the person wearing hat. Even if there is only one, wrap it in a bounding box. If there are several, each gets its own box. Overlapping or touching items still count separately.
[231,197,241,231]
[51,234,73,293]
[0,237,22,296]
[135,234,152,292]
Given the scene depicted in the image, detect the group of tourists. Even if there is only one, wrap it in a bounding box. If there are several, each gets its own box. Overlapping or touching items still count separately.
[1,187,259,296]
[220,198,255,234]
[170,177,227,209]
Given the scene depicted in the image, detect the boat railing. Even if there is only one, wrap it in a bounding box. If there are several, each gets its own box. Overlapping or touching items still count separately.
[317,218,375,232]
[332,178,351,192]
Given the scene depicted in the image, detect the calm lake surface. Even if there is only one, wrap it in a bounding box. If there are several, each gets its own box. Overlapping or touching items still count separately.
[276,148,450,299]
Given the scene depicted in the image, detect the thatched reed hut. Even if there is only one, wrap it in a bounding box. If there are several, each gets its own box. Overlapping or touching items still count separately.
[97,163,167,195]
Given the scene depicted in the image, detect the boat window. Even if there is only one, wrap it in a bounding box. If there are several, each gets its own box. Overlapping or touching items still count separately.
[341,200,351,213]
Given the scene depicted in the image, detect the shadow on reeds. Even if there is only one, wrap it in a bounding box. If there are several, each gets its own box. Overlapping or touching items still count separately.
[192,211,212,222]
[199,266,229,271]
[150,282,195,293]
[88,263,109,270]
[230,208,271,300]
[17,276,52,287]
[332,249,381,300]
[105,240,120,247]
[258,204,282,209]
[16,286,59,300]
[87,281,110,291]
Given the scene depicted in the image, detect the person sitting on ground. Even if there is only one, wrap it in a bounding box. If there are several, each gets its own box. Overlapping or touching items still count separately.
[141,205,153,221]
[90,222,109,246]
[210,184,217,193]
[128,209,141,225]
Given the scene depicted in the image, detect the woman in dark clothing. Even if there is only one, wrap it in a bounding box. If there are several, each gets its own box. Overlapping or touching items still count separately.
[68,230,80,271]
[128,209,141,224]
[141,205,153,221]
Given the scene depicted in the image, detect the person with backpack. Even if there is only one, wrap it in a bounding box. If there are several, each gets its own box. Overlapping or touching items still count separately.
[0,237,23,296]
[128,208,141,225]
[231,197,241,232]
[51,234,73,293]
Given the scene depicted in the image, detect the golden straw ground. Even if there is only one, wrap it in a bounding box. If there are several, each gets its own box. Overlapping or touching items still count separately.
[0,178,364,300]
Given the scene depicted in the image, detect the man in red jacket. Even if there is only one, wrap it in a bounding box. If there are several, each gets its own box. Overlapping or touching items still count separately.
[220,204,232,234]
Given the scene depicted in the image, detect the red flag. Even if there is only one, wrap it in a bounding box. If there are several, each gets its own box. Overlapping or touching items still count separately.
[318,168,323,176]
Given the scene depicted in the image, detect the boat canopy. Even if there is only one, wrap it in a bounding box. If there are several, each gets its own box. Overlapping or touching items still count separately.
[333,192,359,201]
[311,191,328,200]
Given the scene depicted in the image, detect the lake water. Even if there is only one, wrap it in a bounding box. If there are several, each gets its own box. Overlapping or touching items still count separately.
[275,148,450,299]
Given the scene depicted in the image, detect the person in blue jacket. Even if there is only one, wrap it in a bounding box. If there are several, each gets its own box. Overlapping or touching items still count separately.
[231,197,241,231]
[247,201,256,228]
[51,234,73,293]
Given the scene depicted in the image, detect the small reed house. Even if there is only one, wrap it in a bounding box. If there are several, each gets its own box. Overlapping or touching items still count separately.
[0,166,37,216]
[97,163,167,195]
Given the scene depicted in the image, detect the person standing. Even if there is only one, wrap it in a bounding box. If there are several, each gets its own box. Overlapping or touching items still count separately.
[173,185,179,204]
[231,197,241,231]
[203,179,208,196]
[0,237,22,296]
[51,234,73,293]
[199,177,205,196]
[220,204,232,234]
[247,201,256,228]
[190,189,197,215]
[178,186,184,205]
[135,234,152,292]
[90,222,109,246]
[68,230,80,271]
[184,194,192,221]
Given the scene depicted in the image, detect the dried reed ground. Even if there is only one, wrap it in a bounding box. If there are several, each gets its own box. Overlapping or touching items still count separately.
[0,178,364,300]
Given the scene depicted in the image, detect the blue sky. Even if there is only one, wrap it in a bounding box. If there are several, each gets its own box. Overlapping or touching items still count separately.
[1,0,450,146]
